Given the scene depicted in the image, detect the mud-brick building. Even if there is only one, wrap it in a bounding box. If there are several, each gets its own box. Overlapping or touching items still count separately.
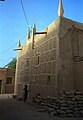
[0,68,15,94]
[15,0,83,99]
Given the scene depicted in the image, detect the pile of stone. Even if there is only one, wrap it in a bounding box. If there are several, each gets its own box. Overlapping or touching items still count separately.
[32,91,83,117]
[32,93,42,104]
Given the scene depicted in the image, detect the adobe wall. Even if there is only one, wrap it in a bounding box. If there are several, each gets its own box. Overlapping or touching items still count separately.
[73,28,83,93]
[29,28,58,98]
[0,68,15,94]
[5,68,15,93]
[58,17,83,94]
[15,17,61,98]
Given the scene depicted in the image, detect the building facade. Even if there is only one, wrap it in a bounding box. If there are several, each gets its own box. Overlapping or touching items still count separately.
[15,0,83,99]
[0,68,15,94]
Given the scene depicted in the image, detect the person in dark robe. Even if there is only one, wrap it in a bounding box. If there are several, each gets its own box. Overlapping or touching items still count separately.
[23,84,28,102]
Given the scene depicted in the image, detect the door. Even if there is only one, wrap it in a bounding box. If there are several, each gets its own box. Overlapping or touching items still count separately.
[0,80,2,94]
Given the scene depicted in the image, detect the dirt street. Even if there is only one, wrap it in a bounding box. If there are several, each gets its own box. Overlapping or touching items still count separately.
[0,97,83,120]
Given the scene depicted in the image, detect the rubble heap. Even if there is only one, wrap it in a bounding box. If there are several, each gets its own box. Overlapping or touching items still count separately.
[32,91,83,117]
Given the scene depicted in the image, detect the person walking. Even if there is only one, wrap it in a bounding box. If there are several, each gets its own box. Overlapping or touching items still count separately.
[23,84,28,102]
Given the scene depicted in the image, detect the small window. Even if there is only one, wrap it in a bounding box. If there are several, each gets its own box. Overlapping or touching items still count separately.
[6,77,12,84]
[21,60,24,71]
[37,56,40,65]
[46,76,51,85]
[48,76,51,82]
[26,58,29,68]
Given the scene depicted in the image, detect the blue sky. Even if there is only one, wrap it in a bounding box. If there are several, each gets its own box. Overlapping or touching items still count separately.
[0,0,83,67]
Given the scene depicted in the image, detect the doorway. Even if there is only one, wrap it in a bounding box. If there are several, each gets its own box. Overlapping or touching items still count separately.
[0,80,2,94]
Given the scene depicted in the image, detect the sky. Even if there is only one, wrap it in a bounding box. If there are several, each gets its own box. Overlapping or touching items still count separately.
[0,0,83,67]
